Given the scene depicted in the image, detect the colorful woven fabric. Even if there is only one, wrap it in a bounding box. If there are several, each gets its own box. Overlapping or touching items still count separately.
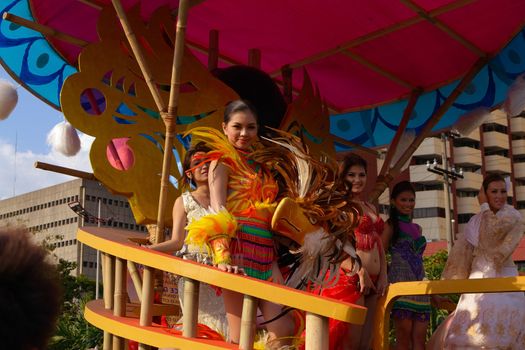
[186,127,278,280]
[388,215,431,320]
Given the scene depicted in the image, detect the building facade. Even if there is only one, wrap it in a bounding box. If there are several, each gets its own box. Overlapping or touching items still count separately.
[377,109,525,242]
[0,178,147,279]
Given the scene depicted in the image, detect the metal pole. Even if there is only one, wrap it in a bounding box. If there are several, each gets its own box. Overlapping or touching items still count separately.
[442,133,454,252]
[96,198,101,299]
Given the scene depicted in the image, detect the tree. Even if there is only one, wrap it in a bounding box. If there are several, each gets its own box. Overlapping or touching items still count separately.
[48,259,103,350]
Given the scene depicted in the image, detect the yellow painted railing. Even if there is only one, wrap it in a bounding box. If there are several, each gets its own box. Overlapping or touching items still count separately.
[372,276,525,349]
[78,226,367,349]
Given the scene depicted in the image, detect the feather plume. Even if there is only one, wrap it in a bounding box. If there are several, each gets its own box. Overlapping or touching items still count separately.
[252,128,362,288]
[452,107,491,136]
[503,73,525,117]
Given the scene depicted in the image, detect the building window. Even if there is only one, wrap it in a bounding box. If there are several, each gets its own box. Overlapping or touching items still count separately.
[413,207,446,219]
[453,138,480,149]
[457,190,478,198]
[413,183,444,191]
[458,213,475,224]
[484,149,508,157]
[482,123,507,134]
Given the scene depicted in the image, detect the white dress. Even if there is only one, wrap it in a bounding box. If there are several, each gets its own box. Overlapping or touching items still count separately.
[176,191,229,339]
[440,204,525,349]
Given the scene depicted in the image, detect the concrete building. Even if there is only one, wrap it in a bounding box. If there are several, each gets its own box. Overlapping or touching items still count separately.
[0,178,147,279]
[377,109,525,242]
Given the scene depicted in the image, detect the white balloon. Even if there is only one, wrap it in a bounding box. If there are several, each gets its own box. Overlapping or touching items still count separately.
[46,121,81,156]
[0,80,18,120]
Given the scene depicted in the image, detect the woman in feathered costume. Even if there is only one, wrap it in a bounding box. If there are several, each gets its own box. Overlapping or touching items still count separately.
[184,100,294,347]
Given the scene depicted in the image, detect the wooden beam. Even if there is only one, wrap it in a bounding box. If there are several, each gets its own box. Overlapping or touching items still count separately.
[76,0,104,10]
[341,50,414,89]
[370,56,489,201]
[187,39,242,66]
[332,135,380,157]
[2,12,89,47]
[34,161,97,180]
[376,89,422,177]
[269,0,477,76]
[281,65,293,104]
[207,29,219,71]
[248,48,261,68]
[400,0,485,57]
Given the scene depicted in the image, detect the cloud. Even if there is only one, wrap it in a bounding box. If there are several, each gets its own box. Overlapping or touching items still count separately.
[0,133,94,199]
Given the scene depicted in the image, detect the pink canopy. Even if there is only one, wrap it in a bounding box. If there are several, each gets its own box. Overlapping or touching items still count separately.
[29,0,525,113]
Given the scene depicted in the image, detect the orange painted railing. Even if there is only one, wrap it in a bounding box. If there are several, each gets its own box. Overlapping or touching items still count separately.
[78,226,367,349]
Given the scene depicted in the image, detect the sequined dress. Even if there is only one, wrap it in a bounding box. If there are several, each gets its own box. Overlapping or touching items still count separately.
[317,213,384,350]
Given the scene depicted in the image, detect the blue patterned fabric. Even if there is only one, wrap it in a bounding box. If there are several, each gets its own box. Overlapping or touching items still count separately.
[0,0,76,110]
[331,29,525,150]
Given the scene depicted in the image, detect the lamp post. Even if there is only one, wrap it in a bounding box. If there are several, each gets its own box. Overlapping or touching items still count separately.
[426,132,464,253]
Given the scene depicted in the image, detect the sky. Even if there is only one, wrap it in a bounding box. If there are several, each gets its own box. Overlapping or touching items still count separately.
[0,67,94,200]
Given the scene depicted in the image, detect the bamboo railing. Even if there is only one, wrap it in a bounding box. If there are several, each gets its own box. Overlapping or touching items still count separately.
[372,275,525,349]
[78,226,367,350]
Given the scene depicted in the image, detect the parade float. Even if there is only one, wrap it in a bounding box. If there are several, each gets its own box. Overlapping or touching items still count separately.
[1,0,525,349]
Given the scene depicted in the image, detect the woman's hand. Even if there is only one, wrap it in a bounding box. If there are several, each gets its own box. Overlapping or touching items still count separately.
[477,186,487,205]
[375,273,388,297]
[357,267,376,295]
[217,263,246,275]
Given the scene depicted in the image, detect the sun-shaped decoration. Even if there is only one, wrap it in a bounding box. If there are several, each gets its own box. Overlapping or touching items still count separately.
[60,5,238,225]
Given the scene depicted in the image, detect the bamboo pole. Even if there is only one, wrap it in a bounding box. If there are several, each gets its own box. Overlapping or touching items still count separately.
[101,253,113,350]
[375,89,422,182]
[239,295,258,350]
[182,277,200,337]
[155,0,190,244]
[110,0,167,113]
[305,312,329,350]
[2,12,89,47]
[103,254,115,309]
[139,266,155,325]
[127,260,143,302]
[34,161,97,180]
[370,57,489,201]
[208,29,219,71]
[113,257,127,350]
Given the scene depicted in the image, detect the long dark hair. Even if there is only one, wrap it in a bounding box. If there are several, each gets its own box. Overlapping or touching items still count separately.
[388,181,416,247]
[339,153,367,192]
[223,99,259,124]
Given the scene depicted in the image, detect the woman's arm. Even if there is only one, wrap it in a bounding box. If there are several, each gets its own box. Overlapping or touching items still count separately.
[207,159,243,273]
[209,159,229,211]
[376,239,388,296]
[381,221,393,253]
[478,206,524,268]
[148,196,187,253]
